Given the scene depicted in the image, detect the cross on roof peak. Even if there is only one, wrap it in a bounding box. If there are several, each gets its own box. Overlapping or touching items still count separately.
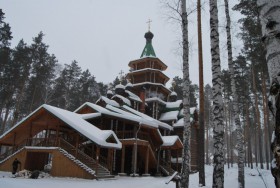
[147,19,152,31]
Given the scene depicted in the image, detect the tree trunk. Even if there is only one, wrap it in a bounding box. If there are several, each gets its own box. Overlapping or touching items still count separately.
[225,102,230,169]
[245,102,253,169]
[252,66,264,169]
[261,71,270,170]
[206,107,210,165]
[197,0,205,185]
[209,0,224,187]
[224,0,244,186]
[257,0,280,186]
[180,0,191,187]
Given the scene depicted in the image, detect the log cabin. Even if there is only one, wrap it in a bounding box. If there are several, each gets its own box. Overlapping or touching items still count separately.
[0,30,198,179]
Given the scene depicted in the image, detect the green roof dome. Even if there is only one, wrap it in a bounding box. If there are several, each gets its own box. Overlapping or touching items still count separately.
[140,31,156,58]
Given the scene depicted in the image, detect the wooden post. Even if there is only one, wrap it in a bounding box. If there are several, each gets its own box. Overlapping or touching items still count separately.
[176,150,179,171]
[75,134,79,158]
[96,147,100,177]
[145,146,149,175]
[12,133,16,152]
[107,149,113,173]
[28,123,33,146]
[45,123,49,146]
[121,146,126,173]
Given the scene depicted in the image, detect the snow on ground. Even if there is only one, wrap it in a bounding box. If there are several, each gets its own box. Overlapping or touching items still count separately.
[0,165,275,188]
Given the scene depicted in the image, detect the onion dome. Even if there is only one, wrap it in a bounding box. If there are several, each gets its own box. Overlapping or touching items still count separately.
[140,31,156,58]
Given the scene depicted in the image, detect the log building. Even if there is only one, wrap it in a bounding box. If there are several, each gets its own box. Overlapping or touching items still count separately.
[0,30,198,179]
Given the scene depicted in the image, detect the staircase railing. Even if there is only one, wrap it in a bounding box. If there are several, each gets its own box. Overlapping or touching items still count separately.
[160,158,175,176]
[0,137,110,176]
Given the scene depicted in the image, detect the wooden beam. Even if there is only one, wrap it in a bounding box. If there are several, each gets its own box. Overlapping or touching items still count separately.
[75,134,79,158]
[121,146,126,173]
[145,146,149,174]
[96,147,100,176]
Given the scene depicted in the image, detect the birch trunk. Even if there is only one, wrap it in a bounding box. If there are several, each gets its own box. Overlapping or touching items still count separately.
[180,0,191,187]
[224,0,244,186]
[209,0,224,187]
[257,0,280,187]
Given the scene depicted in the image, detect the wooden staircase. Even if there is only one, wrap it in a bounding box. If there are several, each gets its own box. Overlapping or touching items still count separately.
[0,138,114,179]
[159,159,175,176]
[58,139,114,179]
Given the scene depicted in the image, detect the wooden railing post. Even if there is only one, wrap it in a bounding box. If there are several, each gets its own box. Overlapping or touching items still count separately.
[96,147,100,177]
[121,146,125,174]
[145,146,149,175]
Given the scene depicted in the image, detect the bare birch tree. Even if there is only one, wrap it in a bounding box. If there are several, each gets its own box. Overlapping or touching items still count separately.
[180,0,191,187]
[257,0,280,187]
[209,0,224,187]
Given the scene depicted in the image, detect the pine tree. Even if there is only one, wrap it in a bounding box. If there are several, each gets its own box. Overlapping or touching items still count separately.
[257,0,280,186]
[209,0,224,187]
[224,0,244,186]
[12,39,32,124]
[197,0,205,184]
[25,32,57,112]
[0,9,13,133]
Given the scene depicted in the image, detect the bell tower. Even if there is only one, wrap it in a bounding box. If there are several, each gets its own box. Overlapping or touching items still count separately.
[125,30,171,118]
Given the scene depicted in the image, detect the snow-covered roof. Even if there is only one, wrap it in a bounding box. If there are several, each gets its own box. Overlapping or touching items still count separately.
[115,84,125,89]
[121,105,173,131]
[132,82,171,92]
[96,96,120,107]
[112,95,131,106]
[0,104,122,149]
[145,97,167,105]
[80,113,102,120]
[170,91,177,96]
[161,136,182,147]
[125,90,142,103]
[76,102,159,129]
[172,117,194,128]
[128,57,168,71]
[127,68,169,80]
[159,111,179,121]
[107,90,113,95]
[125,82,133,88]
[106,104,158,129]
[166,100,182,109]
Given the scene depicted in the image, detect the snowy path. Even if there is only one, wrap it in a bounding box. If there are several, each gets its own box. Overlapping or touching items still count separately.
[0,165,275,188]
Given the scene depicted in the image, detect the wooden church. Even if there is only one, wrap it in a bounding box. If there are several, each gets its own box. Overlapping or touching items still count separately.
[0,30,198,179]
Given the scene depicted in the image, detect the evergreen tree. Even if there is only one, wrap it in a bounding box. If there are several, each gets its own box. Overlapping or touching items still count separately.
[0,9,13,132]
[170,76,198,107]
[79,69,100,104]
[12,39,32,124]
[98,82,109,96]
[24,32,58,112]
[224,1,244,186]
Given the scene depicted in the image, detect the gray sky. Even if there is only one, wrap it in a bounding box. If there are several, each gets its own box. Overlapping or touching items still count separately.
[0,0,242,87]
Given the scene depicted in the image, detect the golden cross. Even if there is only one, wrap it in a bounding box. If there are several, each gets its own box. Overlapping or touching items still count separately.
[147,19,152,31]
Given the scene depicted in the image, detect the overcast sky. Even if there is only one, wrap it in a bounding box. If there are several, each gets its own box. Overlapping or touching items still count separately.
[0,0,242,87]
